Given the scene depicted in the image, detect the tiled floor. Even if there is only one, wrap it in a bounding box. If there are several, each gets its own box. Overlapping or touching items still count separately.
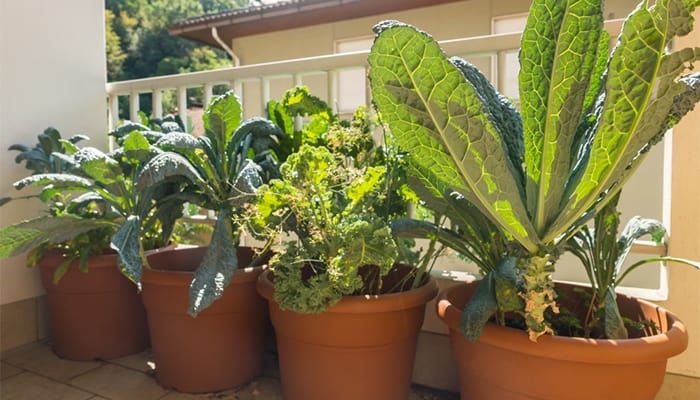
[0,341,458,400]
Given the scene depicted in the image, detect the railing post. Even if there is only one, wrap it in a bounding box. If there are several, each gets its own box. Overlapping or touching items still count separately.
[152,89,163,119]
[230,80,243,108]
[129,91,140,122]
[203,82,214,108]
[261,77,271,114]
[293,74,303,131]
[177,86,187,130]
[108,95,119,131]
[327,69,338,114]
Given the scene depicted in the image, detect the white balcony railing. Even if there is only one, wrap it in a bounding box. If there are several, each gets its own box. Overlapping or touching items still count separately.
[106,19,625,130]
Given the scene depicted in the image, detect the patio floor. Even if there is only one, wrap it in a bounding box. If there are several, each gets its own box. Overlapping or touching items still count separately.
[0,341,459,400]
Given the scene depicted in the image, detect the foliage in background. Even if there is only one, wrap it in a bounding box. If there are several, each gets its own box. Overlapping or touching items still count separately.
[369,0,700,340]
[105,0,250,116]
[105,0,247,81]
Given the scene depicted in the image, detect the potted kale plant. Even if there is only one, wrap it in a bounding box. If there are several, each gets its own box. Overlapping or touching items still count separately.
[253,109,440,400]
[368,0,700,398]
[134,91,284,393]
[0,128,181,360]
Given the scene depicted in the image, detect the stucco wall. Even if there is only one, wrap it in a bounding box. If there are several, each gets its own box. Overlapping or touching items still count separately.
[0,0,108,305]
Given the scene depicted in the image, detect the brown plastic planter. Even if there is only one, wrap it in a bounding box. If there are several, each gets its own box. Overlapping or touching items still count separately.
[437,281,689,400]
[257,269,438,400]
[142,246,268,393]
[38,251,149,361]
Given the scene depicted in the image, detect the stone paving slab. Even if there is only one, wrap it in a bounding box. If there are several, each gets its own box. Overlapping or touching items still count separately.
[1,341,458,400]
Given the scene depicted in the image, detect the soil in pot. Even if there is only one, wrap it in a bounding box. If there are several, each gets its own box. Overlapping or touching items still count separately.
[143,246,269,393]
[257,265,438,400]
[437,281,688,400]
[39,251,149,361]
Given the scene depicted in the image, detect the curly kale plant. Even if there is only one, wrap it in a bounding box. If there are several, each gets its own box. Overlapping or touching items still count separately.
[252,144,400,313]
[369,0,700,340]
[564,193,700,339]
[137,91,285,315]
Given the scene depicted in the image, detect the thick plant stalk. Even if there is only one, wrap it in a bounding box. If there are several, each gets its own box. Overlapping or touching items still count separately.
[518,255,558,340]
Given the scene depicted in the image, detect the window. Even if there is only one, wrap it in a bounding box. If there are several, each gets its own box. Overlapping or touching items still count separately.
[335,37,373,113]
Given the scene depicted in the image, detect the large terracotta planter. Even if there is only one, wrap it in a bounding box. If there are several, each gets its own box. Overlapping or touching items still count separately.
[38,251,149,361]
[143,246,268,393]
[437,281,689,400]
[257,269,438,400]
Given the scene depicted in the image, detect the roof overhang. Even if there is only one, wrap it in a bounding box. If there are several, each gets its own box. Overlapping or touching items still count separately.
[169,0,462,48]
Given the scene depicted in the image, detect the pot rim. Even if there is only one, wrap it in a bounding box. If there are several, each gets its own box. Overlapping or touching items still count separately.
[38,244,175,270]
[143,245,264,286]
[257,268,438,314]
[437,281,688,364]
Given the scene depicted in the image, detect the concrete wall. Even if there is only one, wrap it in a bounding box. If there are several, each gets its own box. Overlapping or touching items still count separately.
[0,0,107,348]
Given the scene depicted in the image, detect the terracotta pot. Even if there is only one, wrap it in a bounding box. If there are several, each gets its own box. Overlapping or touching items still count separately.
[143,246,268,393]
[437,281,689,400]
[257,269,438,400]
[38,251,149,361]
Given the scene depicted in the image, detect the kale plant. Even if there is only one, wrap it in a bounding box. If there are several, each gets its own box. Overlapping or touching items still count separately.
[251,144,399,313]
[0,131,186,283]
[136,91,285,314]
[369,0,700,340]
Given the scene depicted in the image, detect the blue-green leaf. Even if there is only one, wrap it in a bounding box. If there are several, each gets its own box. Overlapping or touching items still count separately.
[0,216,115,259]
[369,21,537,252]
[189,209,238,315]
[111,216,143,283]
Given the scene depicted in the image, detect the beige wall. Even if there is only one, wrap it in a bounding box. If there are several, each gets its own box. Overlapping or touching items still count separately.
[0,0,108,305]
[664,7,700,379]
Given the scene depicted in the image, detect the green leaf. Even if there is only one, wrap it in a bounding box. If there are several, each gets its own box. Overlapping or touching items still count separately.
[554,0,700,240]
[519,0,603,231]
[582,30,610,113]
[123,131,151,163]
[52,257,74,284]
[110,216,142,283]
[281,86,332,117]
[137,152,205,189]
[66,192,105,213]
[460,273,497,341]
[189,209,238,315]
[13,174,91,191]
[73,148,122,184]
[616,217,666,275]
[0,216,115,259]
[451,57,524,183]
[228,159,263,207]
[59,139,80,155]
[68,134,89,144]
[493,257,523,313]
[369,21,537,252]
[267,99,294,134]
[391,218,472,258]
[203,91,242,153]
[155,132,201,152]
[604,288,628,339]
